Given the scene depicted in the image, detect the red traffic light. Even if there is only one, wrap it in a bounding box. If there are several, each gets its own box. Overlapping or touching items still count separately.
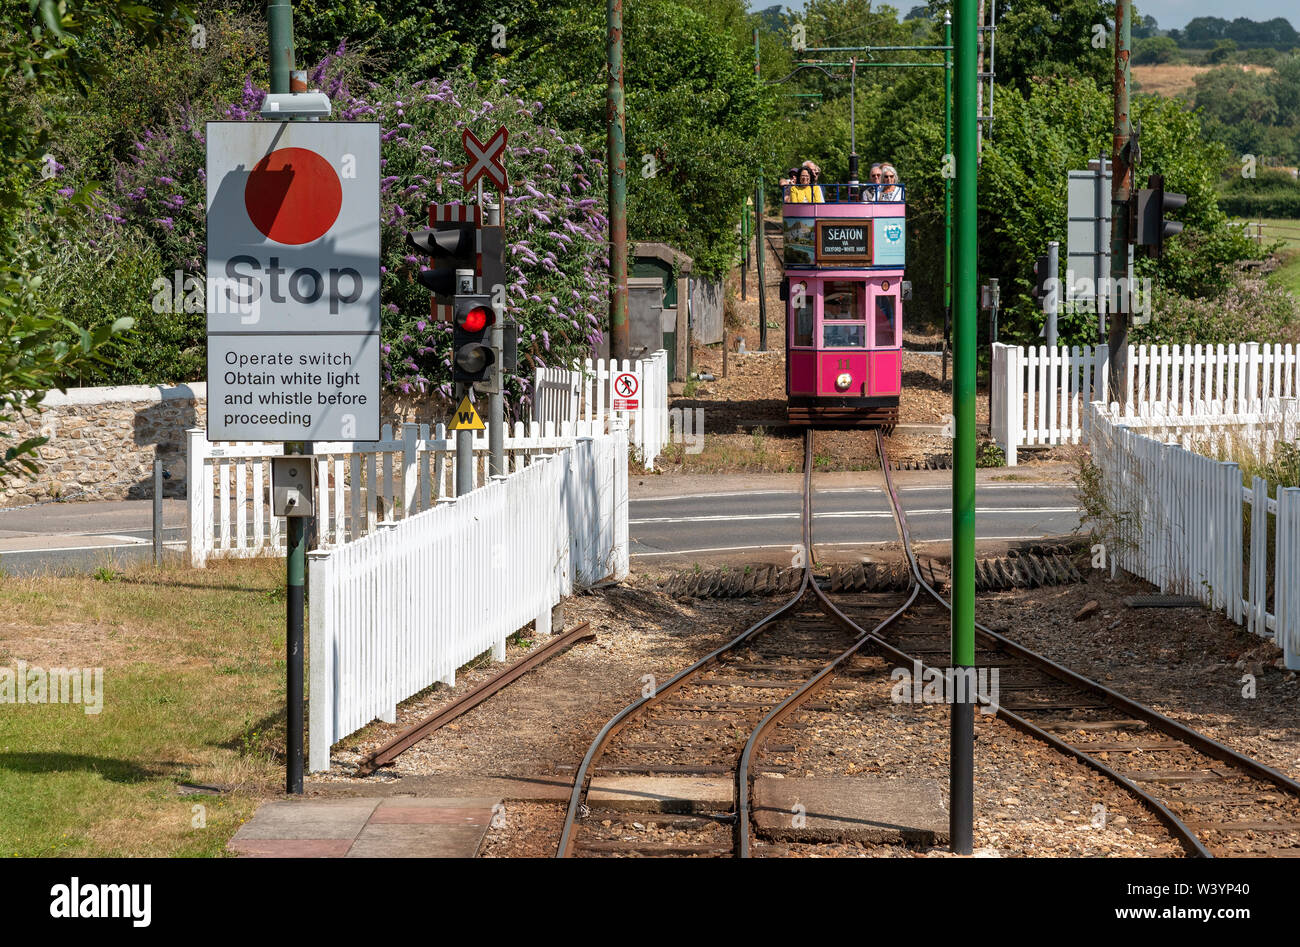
[458,305,491,332]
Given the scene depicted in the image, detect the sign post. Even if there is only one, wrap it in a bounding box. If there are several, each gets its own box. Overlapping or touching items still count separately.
[207,101,379,793]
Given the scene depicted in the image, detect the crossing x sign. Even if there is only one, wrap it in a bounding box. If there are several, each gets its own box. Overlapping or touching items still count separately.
[462,126,509,192]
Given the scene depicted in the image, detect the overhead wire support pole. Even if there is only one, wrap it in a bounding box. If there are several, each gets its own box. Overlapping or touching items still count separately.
[755,27,767,352]
[267,0,305,798]
[951,0,978,856]
[943,11,953,385]
[607,0,629,362]
[1108,0,1133,408]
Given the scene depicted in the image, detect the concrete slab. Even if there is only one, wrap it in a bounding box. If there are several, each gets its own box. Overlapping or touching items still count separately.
[370,803,495,826]
[586,776,733,813]
[754,776,948,845]
[228,838,352,858]
[346,822,488,858]
[230,797,380,840]
[306,775,574,801]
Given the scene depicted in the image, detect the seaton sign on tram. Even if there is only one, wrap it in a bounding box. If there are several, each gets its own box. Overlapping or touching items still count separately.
[206,121,381,441]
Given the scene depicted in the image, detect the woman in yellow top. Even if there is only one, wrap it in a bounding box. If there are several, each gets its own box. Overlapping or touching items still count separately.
[787,166,824,203]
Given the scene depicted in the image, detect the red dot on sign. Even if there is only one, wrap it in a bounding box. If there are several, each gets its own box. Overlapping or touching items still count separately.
[244,147,342,245]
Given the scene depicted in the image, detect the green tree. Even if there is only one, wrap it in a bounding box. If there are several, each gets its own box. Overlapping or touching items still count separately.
[0,0,191,480]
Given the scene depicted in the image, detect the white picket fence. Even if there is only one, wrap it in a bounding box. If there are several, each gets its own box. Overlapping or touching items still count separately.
[308,426,629,770]
[1084,401,1300,670]
[534,350,669,469]
[992,342,1300,464]
[187,419,602,567]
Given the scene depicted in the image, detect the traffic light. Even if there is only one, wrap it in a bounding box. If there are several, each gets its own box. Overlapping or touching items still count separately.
[452,293,495,384]
[405,223,477,304]
[1031,254,1050,309]
[1134,173,1187,259]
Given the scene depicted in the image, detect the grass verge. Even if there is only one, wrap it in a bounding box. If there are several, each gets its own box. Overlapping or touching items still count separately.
[0,558,285,856]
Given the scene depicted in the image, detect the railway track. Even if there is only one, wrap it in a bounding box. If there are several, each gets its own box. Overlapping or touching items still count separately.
[557,431,1300,858]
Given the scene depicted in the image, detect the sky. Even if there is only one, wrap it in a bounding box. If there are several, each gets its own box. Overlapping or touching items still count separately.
[1135,1,1297,29]
[756,2,1297,32]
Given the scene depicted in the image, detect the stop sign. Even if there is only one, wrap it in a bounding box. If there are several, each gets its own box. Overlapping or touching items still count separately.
[206,121,381,442]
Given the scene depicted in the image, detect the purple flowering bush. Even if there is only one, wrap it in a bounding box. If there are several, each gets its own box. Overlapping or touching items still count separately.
[100,47,609,400]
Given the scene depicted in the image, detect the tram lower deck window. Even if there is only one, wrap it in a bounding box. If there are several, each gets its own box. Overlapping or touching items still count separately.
[792,287,813,347]
[875,296,897,347]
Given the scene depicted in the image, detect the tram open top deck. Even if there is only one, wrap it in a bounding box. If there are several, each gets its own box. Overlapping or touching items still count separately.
[781,183,907,429]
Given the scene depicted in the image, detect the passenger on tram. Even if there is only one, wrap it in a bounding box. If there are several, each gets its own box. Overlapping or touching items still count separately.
[787,166,824,204]
[864,163,884,200]
[878,164,903,202]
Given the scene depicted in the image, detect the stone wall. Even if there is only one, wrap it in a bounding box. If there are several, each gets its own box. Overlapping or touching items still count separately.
[2,382,459,507]
[3,384,205,507]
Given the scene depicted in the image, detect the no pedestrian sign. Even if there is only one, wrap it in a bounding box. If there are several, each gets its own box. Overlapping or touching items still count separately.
[206,121,381,441]
[613,371,640,411]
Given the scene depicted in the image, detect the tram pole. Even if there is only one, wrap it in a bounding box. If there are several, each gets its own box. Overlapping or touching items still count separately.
[1108,0,1133,407]
[755,27,767,352]
[943,12,953,384]
[268,0,304,797]
[607,0,629,361]
[951,0,977,856]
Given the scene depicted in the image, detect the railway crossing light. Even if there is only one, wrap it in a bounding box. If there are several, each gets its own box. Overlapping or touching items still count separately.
[406,222,478,304]
[452,293,495,384]
[1134,173,1186,259]
[1031,254,1050,310]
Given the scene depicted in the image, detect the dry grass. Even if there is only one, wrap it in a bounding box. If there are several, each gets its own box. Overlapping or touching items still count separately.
[1133,63,1274,97]
[0,558,286,856]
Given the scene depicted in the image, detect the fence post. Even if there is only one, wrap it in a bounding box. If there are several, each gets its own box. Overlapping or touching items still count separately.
[1005,345,1020,466]
[402,423,419,518]
[1279,488,1300,671]
[186,428,210,568]
[610,417,630,580]
[308,548,334,772]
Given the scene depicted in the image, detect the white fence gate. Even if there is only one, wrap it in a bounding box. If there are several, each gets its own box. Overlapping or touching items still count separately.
[534,350,669,469]
[308,428,628,770]
[1084,401,1300,671]
[992,342,1300,464]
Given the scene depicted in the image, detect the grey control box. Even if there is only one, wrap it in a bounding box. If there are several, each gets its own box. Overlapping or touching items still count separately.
[272,456,314,517]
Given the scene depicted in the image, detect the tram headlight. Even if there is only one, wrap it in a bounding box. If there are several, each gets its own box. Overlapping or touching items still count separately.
[835,372,852,391]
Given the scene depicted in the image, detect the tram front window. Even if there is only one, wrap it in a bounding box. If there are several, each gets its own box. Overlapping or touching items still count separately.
[823,281,865,348]
[875,295,897,347]
[823,324,865,347]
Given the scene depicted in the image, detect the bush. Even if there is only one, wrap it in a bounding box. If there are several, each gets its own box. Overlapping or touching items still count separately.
[1134,279,1299,346]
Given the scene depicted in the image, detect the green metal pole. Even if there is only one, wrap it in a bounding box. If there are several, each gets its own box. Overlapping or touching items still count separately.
[943,12,953,383]
[268,0,304,797]
[951,0,977,856]
[1108,0,1133,406]
[755,27,767,352]
[607,0,629,361]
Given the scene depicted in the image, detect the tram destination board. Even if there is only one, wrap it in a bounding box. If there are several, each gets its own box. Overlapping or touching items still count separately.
[815,220,872,265]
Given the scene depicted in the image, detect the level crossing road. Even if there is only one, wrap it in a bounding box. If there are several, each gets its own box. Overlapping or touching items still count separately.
[629,481,1082,563]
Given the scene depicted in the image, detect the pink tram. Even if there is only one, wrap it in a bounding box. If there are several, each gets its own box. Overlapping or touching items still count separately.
[781,183,907,428]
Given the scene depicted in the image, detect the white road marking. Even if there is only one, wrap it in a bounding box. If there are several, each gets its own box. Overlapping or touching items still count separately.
[631,507,1079,525]
[630,483,1071,503]
[632,536,1075,558]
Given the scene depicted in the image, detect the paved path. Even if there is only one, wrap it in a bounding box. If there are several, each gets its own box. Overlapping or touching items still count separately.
[227,796,499,858]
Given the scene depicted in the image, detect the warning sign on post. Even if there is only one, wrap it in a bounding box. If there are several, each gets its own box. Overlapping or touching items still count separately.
[207,333,380,441]
[206,121,381,441]
[612,371,640,411]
